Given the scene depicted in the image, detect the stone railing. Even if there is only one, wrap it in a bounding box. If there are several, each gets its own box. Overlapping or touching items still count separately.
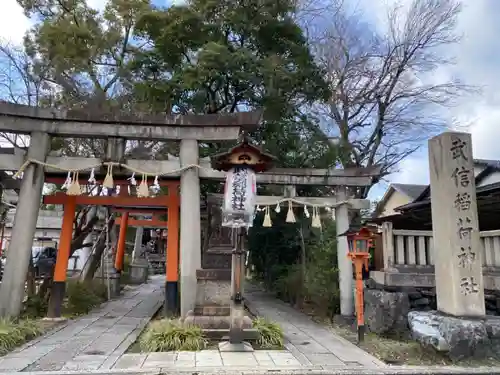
[381,222,500,269]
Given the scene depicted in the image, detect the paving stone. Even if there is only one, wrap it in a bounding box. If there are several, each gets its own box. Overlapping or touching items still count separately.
[268,351,302,366]
[253,351,276,366]
[61,355,108,370]
[81,333,129,355]
[306,353,344,366]
[196,350,222,367]
[98,354,121,369]
[0,357,34,371]
[174,351,195,367]
[25,360,66,371]
[143,352,177,367]
[220,352,258,367]
[4,344,58,360]
[111,354,147,369]
[284,343,313,366]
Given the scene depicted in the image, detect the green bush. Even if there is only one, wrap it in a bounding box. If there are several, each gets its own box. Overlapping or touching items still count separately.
[0,319,44,355]
[64,280,107,316]
[273,264,302,304]
[303,221,341,317]
[253,318,284,349]
[139,319,207,352]
[23,295,48,318]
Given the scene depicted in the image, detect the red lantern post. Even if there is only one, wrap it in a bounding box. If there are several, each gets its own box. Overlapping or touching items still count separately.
[343,227,373,343]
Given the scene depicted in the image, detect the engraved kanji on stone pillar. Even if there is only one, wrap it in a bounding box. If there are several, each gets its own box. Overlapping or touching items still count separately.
[429,132,485,317]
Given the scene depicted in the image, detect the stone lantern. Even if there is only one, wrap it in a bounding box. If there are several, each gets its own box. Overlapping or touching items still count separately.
[211,138,276,351]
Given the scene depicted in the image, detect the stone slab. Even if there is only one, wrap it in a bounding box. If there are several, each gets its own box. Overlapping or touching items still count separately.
[112,354,147,369]
[220,352,258,367]
[195,350,223,367]
[142,352,177,367]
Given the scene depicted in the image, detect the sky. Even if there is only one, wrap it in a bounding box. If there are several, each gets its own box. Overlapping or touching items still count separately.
[2,0,500,200]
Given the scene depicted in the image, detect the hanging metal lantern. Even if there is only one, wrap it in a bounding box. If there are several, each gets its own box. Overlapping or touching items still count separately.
[211,138,276,229]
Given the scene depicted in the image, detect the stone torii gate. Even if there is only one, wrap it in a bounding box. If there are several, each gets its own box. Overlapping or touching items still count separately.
[0,102,380,318]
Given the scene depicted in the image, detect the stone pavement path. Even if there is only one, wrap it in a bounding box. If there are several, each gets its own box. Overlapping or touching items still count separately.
[245,288,386,369]
[0,276,385,373]
[0,276,163,372]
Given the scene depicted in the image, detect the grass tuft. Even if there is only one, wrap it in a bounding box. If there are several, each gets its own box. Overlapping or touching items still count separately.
[252,317,284,349]
[139,319,207,352]
[0,318,44,355]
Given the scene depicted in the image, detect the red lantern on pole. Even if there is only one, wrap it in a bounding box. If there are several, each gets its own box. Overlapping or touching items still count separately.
[340,226,374,343]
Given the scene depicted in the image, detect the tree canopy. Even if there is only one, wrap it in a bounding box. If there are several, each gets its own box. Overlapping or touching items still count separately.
[0,0,468,312]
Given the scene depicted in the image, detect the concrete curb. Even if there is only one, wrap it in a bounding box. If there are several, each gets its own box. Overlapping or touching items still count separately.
[3,365,500,375]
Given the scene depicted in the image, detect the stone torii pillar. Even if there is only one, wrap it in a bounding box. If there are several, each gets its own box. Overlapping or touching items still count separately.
[335,186,354,316]
[179,139,202,317]
[0,132,51,317]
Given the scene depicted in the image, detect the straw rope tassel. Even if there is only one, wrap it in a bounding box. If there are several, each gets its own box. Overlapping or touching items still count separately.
[304,205,310,218]
[103,164,114,189]
[262,206,272,227]
[312,206,322,228]
[67,172,82,196]
[137,174,149,197]
[286,200,296,223]
[61,171,71,190]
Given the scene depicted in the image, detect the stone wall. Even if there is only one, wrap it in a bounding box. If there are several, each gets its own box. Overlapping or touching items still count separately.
[364,279,500,336]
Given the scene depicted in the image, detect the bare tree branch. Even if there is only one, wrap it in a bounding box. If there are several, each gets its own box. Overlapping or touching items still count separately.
[310,0,476,197]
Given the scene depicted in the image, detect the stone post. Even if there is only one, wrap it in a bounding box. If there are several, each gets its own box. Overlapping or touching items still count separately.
[381,221,395,270]
[0,132,50,317]
[132,226,144,261]
[79,207,97,270]
[336,186,354,316]
[180,139,201,317]
[429,132,485,317]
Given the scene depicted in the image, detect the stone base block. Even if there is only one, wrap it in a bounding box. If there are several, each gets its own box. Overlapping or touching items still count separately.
[129,263,149,284]
[408,310,500,360]
[183,313,252,329]
[194,304,231,316]
[218,341,254,352]
[195,269,232,306]
[203,328,259,340]
[364,289,410,336]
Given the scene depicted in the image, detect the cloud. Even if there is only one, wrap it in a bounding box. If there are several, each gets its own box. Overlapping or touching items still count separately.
[357,0,500,199]
[0,0,30,44]
[0,0,109,43]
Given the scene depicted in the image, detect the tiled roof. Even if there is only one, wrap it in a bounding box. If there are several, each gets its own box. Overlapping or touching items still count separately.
[391,183,427,200]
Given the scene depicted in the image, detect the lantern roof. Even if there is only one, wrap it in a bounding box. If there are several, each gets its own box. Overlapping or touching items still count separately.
[210,138,277,172]
[338,226,373,238]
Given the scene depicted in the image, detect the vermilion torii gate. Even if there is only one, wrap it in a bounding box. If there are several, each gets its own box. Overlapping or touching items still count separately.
[42,179,180,318]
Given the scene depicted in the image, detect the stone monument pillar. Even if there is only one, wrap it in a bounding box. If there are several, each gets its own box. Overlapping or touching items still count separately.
[428,132,485,317]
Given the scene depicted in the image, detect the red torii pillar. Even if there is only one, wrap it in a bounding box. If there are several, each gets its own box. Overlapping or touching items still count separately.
[114,212,129,273]
[47,195,76,318]
[165,186,180,315]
